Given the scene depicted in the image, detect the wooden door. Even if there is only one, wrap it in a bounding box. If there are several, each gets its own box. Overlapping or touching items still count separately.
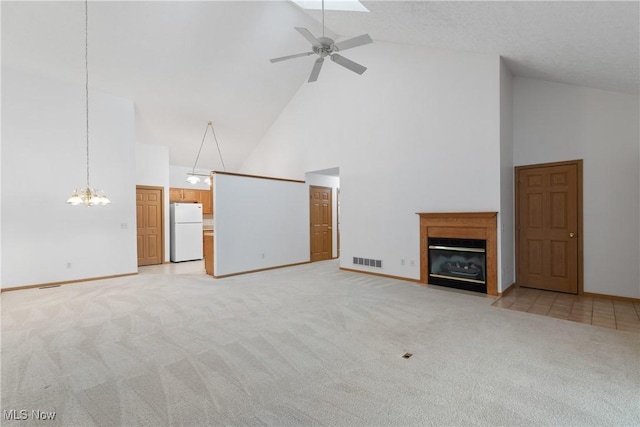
[310,186,332,262]
[136,186,164,266]
[516,160,582,294]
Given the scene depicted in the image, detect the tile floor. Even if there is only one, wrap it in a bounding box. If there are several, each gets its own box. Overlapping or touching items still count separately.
[139,260,205,275]
[492,286,640,332]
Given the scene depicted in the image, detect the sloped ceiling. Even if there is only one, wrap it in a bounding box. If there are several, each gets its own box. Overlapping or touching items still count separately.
[2,1,638,171]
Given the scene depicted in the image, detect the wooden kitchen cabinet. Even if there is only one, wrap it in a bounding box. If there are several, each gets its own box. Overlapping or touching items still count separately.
[203,231,214,276]
[169,188,182,203]
[169,187,200,203]
[182,189,199,202]
[199,189,213,214]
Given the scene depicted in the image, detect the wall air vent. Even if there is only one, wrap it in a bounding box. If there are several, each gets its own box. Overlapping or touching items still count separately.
[353,257,382,268]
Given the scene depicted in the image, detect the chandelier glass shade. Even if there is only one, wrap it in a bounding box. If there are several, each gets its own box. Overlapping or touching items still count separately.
[186,174,200,184]
[185,172,213,185]
[67,188,111,206]
[67,0,110,207]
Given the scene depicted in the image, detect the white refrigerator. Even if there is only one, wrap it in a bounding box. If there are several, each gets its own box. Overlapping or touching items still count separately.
[170,203,203,262]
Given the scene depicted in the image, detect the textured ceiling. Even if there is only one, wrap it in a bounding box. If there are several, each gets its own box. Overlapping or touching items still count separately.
[309,1,640,95]
[3,1,638,171]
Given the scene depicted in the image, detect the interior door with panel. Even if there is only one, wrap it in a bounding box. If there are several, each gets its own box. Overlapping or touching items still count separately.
[516,160,582,294]
[136,186,164,266]
[310,186,332,261]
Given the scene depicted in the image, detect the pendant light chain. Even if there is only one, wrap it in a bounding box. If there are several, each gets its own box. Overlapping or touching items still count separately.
[191,123,210,175]
[210,124,226,172]
[85,0,90,188]
[190,122,227,175]
[186,121,227,184]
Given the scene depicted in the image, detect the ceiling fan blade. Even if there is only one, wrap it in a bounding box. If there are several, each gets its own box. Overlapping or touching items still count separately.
[308,57,324,82]
[295,27,321,47]
[270,52,315,63]
[330,54,367,75]
[332,34,373,52]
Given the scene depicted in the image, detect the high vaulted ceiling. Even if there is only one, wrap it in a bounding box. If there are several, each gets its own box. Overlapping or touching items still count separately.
[3,1,638,171]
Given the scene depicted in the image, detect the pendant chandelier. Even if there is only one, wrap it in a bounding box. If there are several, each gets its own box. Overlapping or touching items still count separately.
[67,0,110,207]
[186,121,226,185]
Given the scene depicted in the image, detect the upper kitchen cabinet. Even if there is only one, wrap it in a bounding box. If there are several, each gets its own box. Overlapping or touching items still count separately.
[182,189,199,203]
[170,187,212,213]
[169,188,182,202]
[200,189,213,214]
[169,188,200,203]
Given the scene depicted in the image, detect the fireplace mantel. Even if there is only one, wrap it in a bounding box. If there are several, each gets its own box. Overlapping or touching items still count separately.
[418,212,498,295]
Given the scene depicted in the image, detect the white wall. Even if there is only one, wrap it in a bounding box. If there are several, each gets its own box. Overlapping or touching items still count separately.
[213,173,309,276]
[499,59,515,291]
[0,45,3,286]
[240,42,501,281]
[305,171,340,258]
[135,143,170,262]
[2,67,137,289]
[514,77,640,298]
[170,165,211,190]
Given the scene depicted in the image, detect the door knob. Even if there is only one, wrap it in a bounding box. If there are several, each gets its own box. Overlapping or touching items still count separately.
[328,227,333,230]
[569,232,575,238]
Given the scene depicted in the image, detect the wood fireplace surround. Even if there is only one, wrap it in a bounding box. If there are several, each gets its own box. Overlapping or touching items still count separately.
[418,212,498,296]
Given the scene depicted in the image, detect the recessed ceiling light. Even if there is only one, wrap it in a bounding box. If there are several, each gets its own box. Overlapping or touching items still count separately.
[291,0,369,12]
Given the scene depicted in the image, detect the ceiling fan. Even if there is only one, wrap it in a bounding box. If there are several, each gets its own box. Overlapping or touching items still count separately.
[270,0,373,83]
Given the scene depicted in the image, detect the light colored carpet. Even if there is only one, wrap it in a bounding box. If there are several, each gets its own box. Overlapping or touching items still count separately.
[1,260,638,426]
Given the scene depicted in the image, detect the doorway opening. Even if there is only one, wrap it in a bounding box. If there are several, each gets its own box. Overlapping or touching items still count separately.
[306,168,340,262]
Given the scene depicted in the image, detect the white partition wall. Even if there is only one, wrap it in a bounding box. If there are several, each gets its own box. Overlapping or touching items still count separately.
[213,173,309,276]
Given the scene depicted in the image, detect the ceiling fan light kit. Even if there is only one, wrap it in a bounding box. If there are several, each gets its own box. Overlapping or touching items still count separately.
[270,0,373,82]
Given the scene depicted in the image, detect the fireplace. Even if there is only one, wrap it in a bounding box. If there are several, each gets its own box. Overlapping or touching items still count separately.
[428,237,487,293]
[418,212,497,295]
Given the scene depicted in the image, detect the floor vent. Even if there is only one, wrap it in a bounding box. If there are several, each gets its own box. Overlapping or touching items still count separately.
[402,353,413,359]
[352,257,382,268]
[39,285,61,289]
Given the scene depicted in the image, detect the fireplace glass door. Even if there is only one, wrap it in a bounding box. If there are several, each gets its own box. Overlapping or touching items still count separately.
[428,238,487,293]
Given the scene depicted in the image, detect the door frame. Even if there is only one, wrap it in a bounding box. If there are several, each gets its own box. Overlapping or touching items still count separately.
[136,185,165,266]
[514,159,583,294]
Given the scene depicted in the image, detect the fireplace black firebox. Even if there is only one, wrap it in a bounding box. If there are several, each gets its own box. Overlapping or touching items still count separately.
[428,237,487,293]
